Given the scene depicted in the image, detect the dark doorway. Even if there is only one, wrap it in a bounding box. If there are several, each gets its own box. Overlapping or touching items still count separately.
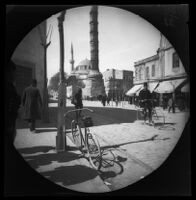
[15,65,33,97]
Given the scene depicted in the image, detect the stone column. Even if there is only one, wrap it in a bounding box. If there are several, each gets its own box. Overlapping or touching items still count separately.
[90,6,99,71]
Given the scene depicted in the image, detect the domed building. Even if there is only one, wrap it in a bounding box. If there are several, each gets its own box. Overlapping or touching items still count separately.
[70,57,105,99]
[68,6,105,99]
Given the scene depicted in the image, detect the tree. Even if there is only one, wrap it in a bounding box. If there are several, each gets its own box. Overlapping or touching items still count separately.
[48,72,67,92]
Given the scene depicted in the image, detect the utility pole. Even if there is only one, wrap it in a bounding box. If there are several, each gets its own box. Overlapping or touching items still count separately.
[40,23,53,123]
[56,10,67,152]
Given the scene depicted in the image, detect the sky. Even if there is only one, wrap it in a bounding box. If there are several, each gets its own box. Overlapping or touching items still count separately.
[46,6,161,80]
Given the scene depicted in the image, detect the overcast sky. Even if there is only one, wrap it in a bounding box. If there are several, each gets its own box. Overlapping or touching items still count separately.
[46,5,161,79]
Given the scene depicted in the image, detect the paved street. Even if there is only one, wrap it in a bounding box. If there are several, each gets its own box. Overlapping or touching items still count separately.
[14,100,190,193]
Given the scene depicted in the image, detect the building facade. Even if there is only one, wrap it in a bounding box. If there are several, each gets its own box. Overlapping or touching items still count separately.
[103,69,133,99]
[11,21,46,98]
[131,34,188,96]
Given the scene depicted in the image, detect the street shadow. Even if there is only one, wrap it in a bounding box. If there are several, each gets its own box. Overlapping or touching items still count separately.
[41,165,98,187]
[35,128,57,133]
[18,145,56,154]
[63,106,138,129]
[18,147,80,169]
[98,149,126,181]
[155,123,176,131]
[100,135,170,150]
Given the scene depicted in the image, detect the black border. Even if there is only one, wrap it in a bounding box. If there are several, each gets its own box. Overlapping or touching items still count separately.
[4,4,191,196]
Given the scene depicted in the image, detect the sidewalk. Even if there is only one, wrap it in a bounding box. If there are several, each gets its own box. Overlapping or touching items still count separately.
[15,101,190,193]
[14,128,111,193]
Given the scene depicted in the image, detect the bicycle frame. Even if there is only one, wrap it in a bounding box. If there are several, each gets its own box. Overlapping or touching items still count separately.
[64,108,94,148]
[71,119,89,149]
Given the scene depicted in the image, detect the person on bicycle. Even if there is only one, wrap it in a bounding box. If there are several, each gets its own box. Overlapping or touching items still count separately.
[139,82,153,124]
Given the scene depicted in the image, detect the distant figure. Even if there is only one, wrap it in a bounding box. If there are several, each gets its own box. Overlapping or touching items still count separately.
[22,79,42,133]
[101,95,106,106]
[162,95,168,110]
[139,82,152,124]
[106,96,110,106]
[74,88,83,121]
[5,60,21,143]
[168,95,175,113]
[115,96,119,107]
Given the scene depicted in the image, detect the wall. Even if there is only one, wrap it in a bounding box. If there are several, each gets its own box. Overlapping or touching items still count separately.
[12,21,46,98]
[164,48,186,78]
[134,57,160,85]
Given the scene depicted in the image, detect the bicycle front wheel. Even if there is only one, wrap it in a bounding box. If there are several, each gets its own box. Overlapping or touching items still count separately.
[86,131,102,170]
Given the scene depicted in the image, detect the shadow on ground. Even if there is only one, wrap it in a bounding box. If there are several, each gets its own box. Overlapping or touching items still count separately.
[98,149,127,181]
[41,165,98,186]
[18,146,80,169]
[17,145,99,187]
[100,135,171,151]
[16,106,138,129]
[18,146,56,154]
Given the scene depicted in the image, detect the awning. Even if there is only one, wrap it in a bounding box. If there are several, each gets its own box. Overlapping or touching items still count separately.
[181,83,190,93]
[126,84,143,96]
[154,78,186,93]
[135,82,159,96]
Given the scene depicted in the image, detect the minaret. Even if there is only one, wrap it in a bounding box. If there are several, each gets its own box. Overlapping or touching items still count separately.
[70,43,75,72]
[90,5,99,71]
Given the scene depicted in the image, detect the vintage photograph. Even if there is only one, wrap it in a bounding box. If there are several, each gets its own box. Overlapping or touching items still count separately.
[5,5,190,195]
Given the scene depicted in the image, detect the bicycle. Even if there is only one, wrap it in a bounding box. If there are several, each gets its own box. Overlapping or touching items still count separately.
[64,108,102,170]
[138,99,165,126]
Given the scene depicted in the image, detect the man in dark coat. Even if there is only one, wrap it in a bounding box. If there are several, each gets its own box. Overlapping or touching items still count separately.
[139,82,153,124]
[101,95,106,106]
[22,79,42,132]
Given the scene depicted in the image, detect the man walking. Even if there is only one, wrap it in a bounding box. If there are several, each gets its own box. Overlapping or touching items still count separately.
[22,79,42,133]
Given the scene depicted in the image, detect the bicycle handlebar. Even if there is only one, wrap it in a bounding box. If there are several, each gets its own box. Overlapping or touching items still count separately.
[64,108,94,118]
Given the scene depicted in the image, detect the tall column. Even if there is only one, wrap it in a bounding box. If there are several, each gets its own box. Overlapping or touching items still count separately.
[90,6,99,71]
[56,10,67,152]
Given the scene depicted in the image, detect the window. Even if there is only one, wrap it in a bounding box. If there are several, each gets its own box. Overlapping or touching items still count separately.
[152,64,155,77]
[173,52,179,68]
[145,67,149,80]
[135,68,138,80]
[139,68,142,80]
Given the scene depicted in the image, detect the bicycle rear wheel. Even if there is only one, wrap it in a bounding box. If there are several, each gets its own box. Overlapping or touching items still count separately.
[71,122,82,148]
[86,130,102,170]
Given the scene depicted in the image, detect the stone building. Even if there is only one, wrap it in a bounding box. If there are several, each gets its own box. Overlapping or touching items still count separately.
[68,6,105,99]
[127,33,188,97]
[102,69,133,99]
[11,21,46,98]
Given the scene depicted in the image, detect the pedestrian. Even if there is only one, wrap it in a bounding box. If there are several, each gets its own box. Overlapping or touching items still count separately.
[168,94,175,113]
[115,96,119,107]
[5,60,21,143]
[101,95,106,106]
[139,82,153,124]
[22,79,42,133]
[106,96,110,106]
[73,88,83,121]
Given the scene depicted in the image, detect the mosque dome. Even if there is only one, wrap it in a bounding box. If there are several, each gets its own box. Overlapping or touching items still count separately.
[78,58,92,67]
[73,58,91,78]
